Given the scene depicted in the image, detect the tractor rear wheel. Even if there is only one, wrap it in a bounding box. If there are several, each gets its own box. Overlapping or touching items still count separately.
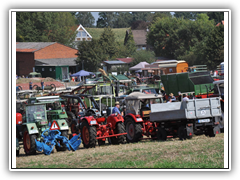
[23,128,37,155]
[67,111,75,128]
[33,85,39,91]
[110,122,126,145]
[125,118,142,143]
[50,84,56,91]
[178,126,187,140]
[81,121,96,148]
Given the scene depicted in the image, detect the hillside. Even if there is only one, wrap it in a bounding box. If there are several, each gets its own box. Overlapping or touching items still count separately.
[85,27,129,43]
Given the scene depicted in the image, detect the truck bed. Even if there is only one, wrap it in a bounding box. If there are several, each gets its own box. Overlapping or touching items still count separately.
[150,98,221,122]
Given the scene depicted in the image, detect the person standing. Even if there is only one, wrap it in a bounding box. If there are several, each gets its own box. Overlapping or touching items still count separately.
[182,94,189,101]
[29,81,32,90]
[41,80,44,92]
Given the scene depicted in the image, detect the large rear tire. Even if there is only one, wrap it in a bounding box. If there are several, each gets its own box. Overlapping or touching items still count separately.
[81,121,97,148]
[67,111,76,128]
[50,84,56,91]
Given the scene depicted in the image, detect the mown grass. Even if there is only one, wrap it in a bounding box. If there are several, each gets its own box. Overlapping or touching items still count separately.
[16,134,224,169]
[85,28,129,43]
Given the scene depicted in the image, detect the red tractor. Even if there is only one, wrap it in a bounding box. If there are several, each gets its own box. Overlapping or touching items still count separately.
[124,92,164,142]
[73,95,126,148]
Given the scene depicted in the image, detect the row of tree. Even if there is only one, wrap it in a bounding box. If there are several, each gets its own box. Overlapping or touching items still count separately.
[16,12,224,72]
[147,13,224,70]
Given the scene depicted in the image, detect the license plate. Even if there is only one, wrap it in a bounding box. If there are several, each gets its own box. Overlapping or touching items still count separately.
[198,119,210,123]
[136,118,142,121]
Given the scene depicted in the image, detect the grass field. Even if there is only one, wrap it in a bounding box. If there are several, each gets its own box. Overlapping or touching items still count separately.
[85,28,129,43]
[16,133,224,169]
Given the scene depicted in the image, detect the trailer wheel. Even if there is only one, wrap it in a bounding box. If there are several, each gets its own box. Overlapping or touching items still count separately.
[23,128,37,155]
[81,121,96,148]
[125,118,142,143]
[207,127,216,137]
[157,127,167,141]
[178,126,187,140]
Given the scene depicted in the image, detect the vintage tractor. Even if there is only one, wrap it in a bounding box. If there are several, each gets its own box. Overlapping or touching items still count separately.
[77,95,126,148]
[124,92,165,143]
[21,103,50,155]
[26,96,70,152]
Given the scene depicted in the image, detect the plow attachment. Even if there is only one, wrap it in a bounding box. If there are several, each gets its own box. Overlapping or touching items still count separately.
[35,128,81,155]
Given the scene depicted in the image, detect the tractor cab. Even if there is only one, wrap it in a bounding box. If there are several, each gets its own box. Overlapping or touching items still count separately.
[125,92,163,119]
[24,104,48,125]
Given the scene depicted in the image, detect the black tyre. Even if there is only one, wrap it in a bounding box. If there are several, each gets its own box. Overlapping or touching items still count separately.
[110,122,126,145]
[81,121,97,148]
[67,111,76,128]
[157,127,167,141]
[98,139,105,146]
[32,84,39,91]
[208,127,216,137]
[16,150,19,156]
[178,126,187,140]
[23,128,37,155]
[50,84,56,91]
[125,118,142,143]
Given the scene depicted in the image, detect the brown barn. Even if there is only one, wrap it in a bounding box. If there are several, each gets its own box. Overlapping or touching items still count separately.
[16,42,78,76]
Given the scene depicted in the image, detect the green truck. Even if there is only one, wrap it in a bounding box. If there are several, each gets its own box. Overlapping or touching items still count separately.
[161,71,215,98]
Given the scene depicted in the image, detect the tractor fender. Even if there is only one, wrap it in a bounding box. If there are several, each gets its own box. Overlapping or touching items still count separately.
[124,113,143,123]
[107,114,124,128]
[23,123,39,135]
[80,116,98,126]
[54,119,69,131]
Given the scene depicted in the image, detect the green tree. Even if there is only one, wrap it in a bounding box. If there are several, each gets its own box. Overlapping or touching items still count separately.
[114,12,133,28]
[76,39,105,72]
[174,12,203,20]
[207,12,224,24]
[75,12,95,27]
[132,12,152,22]
[16,12,77,46]
[99,27,117,59]
[97,12,116,28]
[130,50,156,67]
[124,29,137,56]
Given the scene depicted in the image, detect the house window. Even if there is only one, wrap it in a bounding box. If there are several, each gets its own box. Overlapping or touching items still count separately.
[77,31,81,37]
[49,68,52,71]
[82,31,86,37]
[169,68,173,72]
[42,68,44,71]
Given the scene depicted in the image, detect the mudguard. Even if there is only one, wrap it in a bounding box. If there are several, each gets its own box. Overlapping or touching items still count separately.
[24,123,39,134]
[124,113,143,123]
[55,119,69,131]
[81,116,98,126]
[107,114,124,129]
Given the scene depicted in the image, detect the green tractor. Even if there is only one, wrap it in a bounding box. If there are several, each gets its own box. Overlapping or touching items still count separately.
[22,103,49,155]
[23,96,68,154]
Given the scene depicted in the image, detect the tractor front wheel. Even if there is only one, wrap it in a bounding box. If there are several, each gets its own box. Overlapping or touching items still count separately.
[125,118,142,143]
[81,121,96,148]
[110,122,126,145]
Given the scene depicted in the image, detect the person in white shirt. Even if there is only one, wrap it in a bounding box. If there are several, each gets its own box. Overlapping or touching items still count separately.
[182,94,189,101]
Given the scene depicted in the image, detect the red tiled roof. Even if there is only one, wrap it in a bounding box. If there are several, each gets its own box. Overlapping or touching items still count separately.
[116,58,134,64]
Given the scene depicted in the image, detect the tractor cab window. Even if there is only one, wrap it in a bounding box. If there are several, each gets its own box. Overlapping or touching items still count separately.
[26,105,46,122]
